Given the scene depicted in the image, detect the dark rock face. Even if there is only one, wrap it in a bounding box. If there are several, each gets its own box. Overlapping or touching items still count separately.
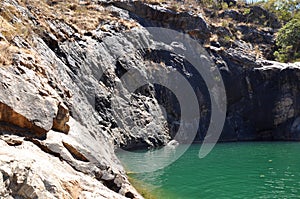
[219,6,281,29]
[218,58,300,141]
[111,1,300,142]
[112,1,211,43]
[248,6,281,29]
[236,25,273,44]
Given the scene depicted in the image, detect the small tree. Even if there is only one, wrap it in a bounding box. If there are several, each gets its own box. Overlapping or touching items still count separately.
[274,18,300,62]
[260,0,300,23]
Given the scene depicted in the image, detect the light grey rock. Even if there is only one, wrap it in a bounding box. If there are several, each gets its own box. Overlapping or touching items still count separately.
[0,140,129,199]
[1,0,300,198]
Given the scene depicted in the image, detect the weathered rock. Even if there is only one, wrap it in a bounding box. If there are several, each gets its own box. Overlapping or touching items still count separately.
[219,6,281,29]
[0,102,47,138]
[0,139,129,199]
[236,25,274,44]
[219,9,246,22]
[0,60,70,137]
[0,0,300,198]
[217,58,300,141]
[247,6,281,29]
[112,1,211,42]
[53,103,70,134]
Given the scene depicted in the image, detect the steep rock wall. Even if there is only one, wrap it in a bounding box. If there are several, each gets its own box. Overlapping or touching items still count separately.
[1,0,300,198]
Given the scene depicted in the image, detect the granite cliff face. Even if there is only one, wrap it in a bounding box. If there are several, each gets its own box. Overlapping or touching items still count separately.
[0,0,300,198]
[110,1,300,141]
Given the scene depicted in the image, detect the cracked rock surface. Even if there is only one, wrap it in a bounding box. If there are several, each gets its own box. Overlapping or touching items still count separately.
[1,0,300,198]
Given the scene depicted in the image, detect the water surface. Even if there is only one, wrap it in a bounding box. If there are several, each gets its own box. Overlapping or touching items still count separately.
[117,142,300,198]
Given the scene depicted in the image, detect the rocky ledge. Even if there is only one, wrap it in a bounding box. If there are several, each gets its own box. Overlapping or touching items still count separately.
[0,0,300,198]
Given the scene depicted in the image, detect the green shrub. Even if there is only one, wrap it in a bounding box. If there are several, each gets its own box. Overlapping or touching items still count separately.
[274,18,300,62]
[259,0,300,23]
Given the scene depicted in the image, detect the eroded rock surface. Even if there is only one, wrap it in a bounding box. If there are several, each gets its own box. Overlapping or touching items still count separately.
[1,0,300,198]
[0,139,129,199]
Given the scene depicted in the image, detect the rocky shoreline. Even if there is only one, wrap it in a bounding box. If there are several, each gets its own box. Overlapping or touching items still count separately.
[0,0,300,198]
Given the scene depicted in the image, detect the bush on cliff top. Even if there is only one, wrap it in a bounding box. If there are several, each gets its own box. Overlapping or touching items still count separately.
[259,0,299,23]
[274,18,300,62]
[257,0,300,62]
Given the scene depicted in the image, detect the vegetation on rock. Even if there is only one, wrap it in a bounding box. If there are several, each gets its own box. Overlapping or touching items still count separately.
[1,0,300,198]
[274,18,300,62]
[258,0,299,23]
[256,0,300,62]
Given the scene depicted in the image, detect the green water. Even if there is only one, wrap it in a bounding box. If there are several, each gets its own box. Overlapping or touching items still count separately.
[117,142,300,198]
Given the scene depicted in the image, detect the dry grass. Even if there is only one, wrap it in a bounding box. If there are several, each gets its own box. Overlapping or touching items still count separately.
[0,1,35,66]
[145,0,203,13]
[0,39,41,68]
[253,44,263,58]
[0,42,13,66]
[1,0,137,42]
[0,0,270,66]
[17,0,137,32]
[0,3,32,42]
[0,0,138,66]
